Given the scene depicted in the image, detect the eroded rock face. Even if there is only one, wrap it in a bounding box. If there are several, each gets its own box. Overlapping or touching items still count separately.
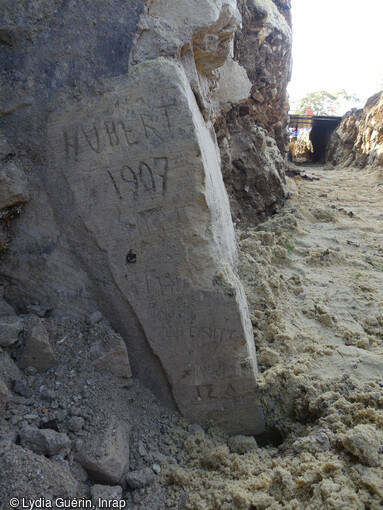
[48,59,263,432]
[235,0,292,153]
[326,91,383,168]
[217,0,292,223]
[0,0,291,433]
[216,113,286,223]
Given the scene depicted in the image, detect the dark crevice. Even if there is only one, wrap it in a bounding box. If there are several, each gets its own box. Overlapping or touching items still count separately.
[309,119,339,162]
[255,428,284,447]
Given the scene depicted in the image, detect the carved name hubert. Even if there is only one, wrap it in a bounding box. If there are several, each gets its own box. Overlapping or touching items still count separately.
[48,58,264,434]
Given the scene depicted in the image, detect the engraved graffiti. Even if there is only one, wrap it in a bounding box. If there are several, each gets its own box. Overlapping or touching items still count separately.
[193,359,239,381]
[121,162,155,195]
[196,382,237,400]
[121,165,138,195]
[63,104,174,160]
[190,325,242,345]
[105,157,168,203]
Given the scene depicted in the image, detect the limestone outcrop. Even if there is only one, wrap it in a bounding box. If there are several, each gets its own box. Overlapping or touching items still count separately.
[47,59,263,432]
[218,0,292,223]
[216,113,287,223]
[0,0,292,433]
[326,91,383,168]
[234,0,292,154]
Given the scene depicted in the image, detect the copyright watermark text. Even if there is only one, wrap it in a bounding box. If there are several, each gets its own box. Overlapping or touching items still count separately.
[8,498,127,509]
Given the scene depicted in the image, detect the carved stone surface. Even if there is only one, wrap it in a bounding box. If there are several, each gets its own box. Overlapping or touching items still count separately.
[0,0,293,434]
[48,59,264,433]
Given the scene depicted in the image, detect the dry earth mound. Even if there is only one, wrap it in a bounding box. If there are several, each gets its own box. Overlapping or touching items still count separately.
[165,164,383,509]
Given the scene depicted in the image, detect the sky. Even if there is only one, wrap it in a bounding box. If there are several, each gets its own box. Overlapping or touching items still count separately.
[288,0,383,114]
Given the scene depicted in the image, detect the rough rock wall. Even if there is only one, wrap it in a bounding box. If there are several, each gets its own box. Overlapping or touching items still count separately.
[327,91,383,168]
[216,113,287,223]
[0,0,292,431]
[289,132,314,163]
[235,0,292,152]
[1,0,162,399]
[217,0,292,223]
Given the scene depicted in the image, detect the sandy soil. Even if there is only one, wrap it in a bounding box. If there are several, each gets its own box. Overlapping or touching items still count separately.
[166,164,383,509]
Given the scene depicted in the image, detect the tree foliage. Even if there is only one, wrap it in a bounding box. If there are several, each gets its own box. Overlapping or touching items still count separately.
[294,89,362,116]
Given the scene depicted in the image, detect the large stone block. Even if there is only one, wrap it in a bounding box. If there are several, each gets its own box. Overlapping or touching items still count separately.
[19,319,56,372]
[48,59,264,434]
[76,418,130,485]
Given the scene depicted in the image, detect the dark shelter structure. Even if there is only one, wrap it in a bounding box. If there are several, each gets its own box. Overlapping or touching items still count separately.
[289,114,342,162]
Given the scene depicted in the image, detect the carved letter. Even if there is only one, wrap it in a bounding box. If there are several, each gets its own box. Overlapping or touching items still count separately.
[159,276,174,297]
[82,126,100,153]
[121,165,138,195]
[155,104,174,133]
[107,170,122,200]
[139,162,155,192]
[63,129,79,159]
[140,114,164,141]
[197,385,214,399]
[119,120,138,145]
[104,120,120,147]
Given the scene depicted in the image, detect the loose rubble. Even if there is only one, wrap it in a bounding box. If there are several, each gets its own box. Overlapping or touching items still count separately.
[0,310,186,508]
[126,468,156,489]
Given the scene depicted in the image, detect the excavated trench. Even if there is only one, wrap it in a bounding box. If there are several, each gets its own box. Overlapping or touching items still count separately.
[2,0,383,507]
[309,117,341,162]
[289,115,342,162]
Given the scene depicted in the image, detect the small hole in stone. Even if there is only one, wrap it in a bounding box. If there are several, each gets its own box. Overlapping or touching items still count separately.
[126,250,137,264]
[255,428,284,448]
[40,419,60,432]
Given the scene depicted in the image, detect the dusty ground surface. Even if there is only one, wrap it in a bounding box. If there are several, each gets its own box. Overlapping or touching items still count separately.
[165,164,383,509]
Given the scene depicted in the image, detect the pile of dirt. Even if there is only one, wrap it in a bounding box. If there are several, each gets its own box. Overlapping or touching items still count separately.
[164,164,383,509]
[0,310,187,509]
